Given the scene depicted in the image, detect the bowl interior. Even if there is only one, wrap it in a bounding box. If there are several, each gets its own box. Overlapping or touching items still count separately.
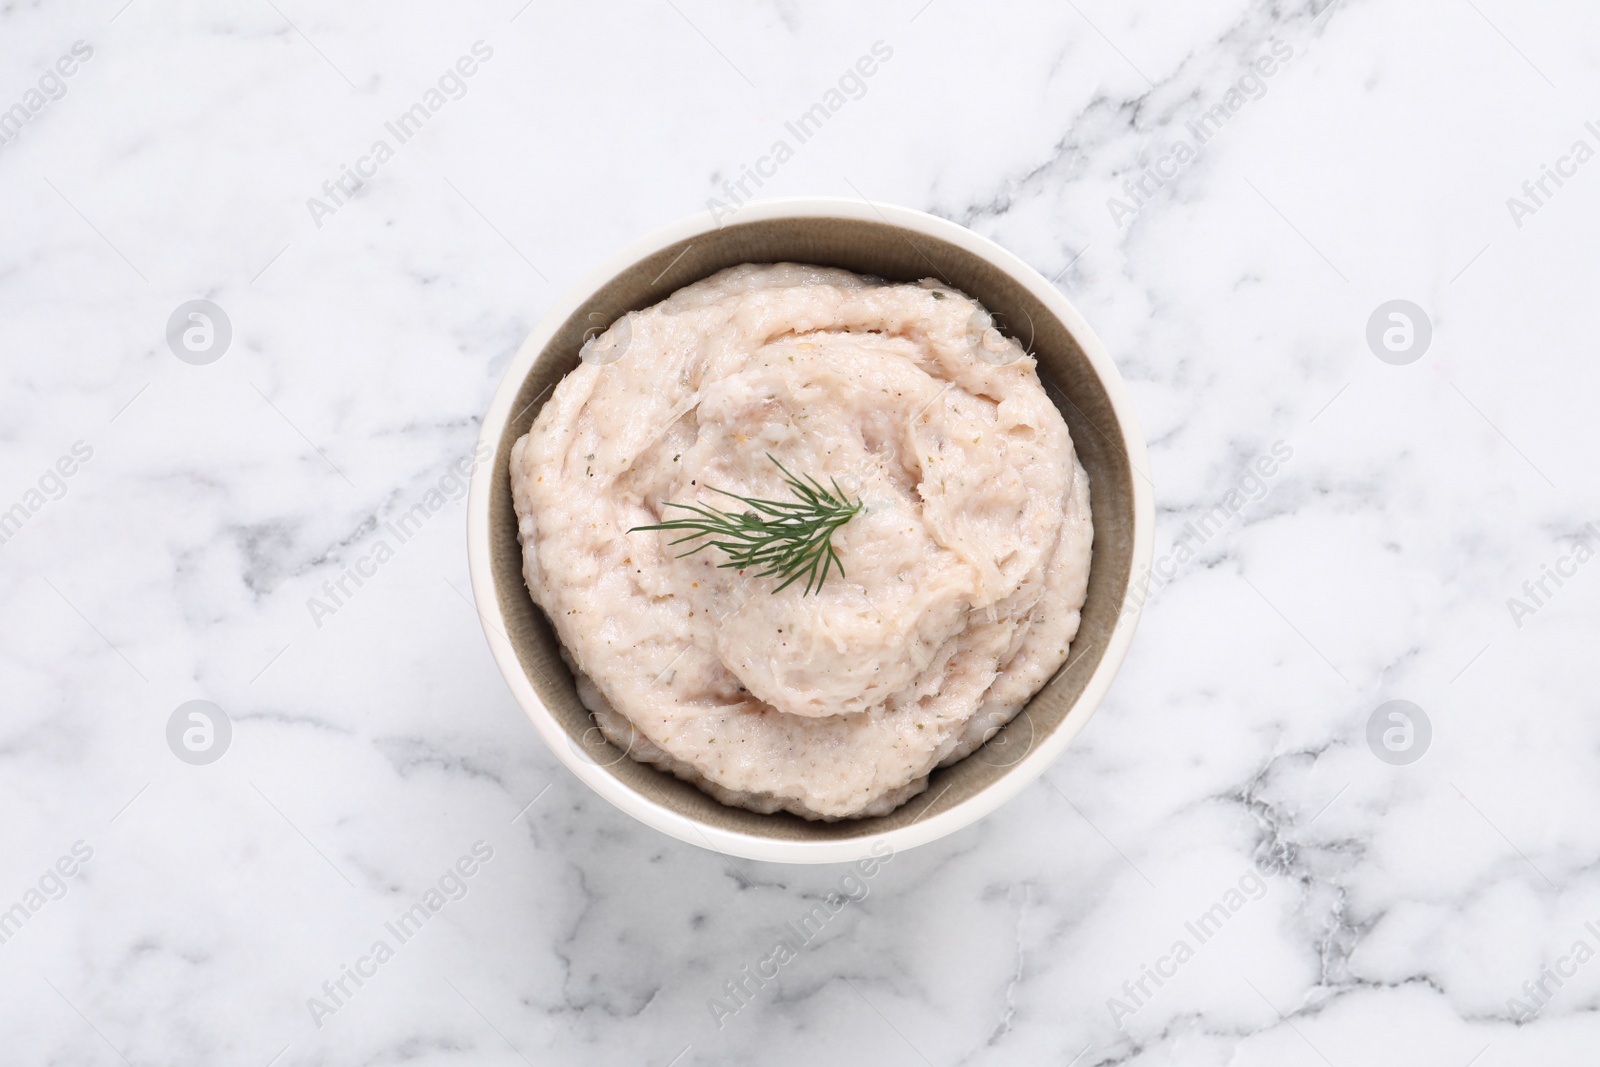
[488,214,1136,843]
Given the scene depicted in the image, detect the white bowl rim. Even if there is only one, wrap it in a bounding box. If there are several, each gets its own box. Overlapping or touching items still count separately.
[466,195,1154,864]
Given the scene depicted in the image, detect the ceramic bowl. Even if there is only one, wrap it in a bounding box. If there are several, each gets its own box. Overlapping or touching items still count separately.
[466,197,1152,863]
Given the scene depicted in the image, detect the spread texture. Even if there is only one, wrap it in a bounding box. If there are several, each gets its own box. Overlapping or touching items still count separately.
[511,263,1092,819]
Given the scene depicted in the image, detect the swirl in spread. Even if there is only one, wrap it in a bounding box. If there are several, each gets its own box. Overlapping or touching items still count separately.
[510,263,1092,819]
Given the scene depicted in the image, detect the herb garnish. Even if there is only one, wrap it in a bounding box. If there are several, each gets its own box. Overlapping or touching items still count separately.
[630,455,861,595]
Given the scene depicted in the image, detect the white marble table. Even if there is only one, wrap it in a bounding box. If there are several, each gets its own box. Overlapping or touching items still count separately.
[4,0,1597,1063]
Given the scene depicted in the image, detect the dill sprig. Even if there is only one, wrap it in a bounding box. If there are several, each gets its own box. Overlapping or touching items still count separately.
[630,455,861,595]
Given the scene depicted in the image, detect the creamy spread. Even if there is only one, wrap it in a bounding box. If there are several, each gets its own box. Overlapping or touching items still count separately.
[510,263,1092,819]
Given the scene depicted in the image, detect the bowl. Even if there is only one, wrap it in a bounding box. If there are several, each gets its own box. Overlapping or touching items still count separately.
[466,196,1152,864]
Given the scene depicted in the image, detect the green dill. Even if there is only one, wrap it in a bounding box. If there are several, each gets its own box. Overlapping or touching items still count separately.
[629,455,861,595]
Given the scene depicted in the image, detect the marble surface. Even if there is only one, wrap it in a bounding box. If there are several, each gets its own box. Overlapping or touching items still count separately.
[4,0,1599,1063]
